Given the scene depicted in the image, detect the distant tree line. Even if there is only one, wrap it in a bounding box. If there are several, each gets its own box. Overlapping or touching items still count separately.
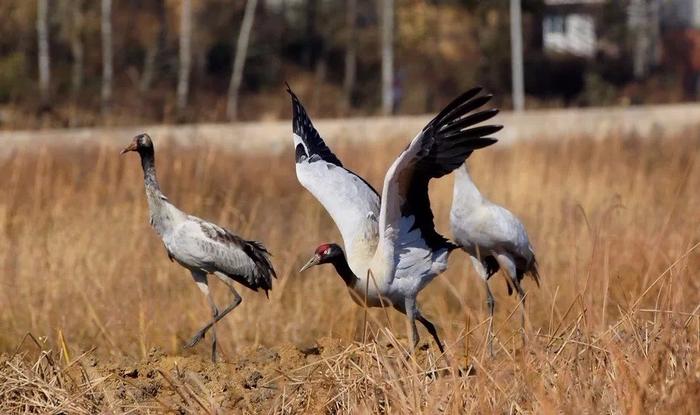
[0,0,693,129]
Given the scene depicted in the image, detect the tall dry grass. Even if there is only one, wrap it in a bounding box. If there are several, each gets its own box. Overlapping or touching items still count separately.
[0,127,698,413]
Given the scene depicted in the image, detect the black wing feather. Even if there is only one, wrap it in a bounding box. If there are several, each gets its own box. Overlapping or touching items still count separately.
[286,83,381,197]
[427,87,483,130]
[286,84,343,167]
[439,94,495,127]
[402,89,500,251]
[441,108,500,135]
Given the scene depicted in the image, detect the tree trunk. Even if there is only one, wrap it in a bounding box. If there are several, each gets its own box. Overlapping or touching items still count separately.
[509,0,525,111]
[176,0,192,117]
[342,0,357,113]
[101,0,113,114]
[380,0,393,115]
[140,1,166,95]
[226,0,259,121]
[631,0,661,80]
[70,0,84,94]
[140,44,158,95]
[37,0,50,110]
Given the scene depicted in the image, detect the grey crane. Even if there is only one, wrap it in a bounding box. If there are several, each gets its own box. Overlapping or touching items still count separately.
[290,86,501,354]
[450,163,540,355]
[121,133,276,362]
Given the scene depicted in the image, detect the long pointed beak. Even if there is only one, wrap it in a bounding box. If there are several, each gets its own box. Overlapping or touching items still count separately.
[120,142,137,155]
[299,255,320,273]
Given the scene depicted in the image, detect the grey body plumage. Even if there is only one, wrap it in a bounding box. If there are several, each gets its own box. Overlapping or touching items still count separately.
[450,163,539,355]
[291,86,501,355]
[122,133,276,362]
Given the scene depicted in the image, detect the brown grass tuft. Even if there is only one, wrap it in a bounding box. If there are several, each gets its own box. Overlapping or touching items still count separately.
[0,127,699,413]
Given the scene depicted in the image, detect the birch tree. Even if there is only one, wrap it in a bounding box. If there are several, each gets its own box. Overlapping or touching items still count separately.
[226,0,258,121]
[140,2,165,94]
[176,0,192,116]
[630,0,661,80]
[101,0,112,113]
[140,37,158,94]
[37,0,50,109]
[342,0,357,113]
[59,0,84,94]
[380,0,394,115]
[69,0,84,94]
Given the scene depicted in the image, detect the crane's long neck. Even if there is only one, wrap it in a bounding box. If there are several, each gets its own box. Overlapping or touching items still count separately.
[141,149,160,193]
[330,252,359,288]
[140,149,181,236]
[453,163,484,209]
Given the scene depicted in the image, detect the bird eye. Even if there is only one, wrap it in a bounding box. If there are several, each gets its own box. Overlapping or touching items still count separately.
[324,248,330,255]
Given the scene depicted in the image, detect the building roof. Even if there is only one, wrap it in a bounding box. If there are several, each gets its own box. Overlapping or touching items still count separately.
[544,0,605,5]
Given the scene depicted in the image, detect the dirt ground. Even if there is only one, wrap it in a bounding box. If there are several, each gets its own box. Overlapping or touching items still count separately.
[2,334,469,413]
[3,319,698,414]
[1,125,699,413]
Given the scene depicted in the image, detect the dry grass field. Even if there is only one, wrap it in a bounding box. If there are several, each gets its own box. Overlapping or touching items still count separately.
[0,125,699,413]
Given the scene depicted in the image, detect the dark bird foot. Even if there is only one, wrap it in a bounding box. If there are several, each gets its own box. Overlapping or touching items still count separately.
[183,331,205,349]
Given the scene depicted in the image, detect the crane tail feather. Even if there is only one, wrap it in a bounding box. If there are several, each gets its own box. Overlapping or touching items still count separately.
[241,239,277,293]
[528,260,541,287]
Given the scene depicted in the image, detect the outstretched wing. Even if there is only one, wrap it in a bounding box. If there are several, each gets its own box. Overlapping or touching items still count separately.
[379,87,501,258]
[287,86,380,258]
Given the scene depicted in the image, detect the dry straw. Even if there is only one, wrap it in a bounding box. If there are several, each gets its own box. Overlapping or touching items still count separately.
[0,128,698,413]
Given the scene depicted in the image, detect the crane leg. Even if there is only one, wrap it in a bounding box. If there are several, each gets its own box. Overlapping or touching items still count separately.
[397,298,446,355]
[470,256,496,357]
[485,281,495,357]
[416,311,445,354]
[494,253,531,347]
[514,280,527,344]
[210,308,219,362]
[185,270,220,361]
[398,297,420,353]
[184,274,242,363]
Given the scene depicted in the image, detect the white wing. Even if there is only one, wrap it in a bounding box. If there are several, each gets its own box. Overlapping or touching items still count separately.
[378,88,501,278]
[288,88,381,261]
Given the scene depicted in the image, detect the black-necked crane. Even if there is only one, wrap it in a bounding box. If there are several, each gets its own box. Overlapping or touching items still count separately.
[450,163,540,355]
[290,86,501,353]
[121,133,276,362]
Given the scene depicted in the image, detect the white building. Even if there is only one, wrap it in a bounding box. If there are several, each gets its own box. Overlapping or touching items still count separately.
[543,13,597,57]
[542,0,605,58]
